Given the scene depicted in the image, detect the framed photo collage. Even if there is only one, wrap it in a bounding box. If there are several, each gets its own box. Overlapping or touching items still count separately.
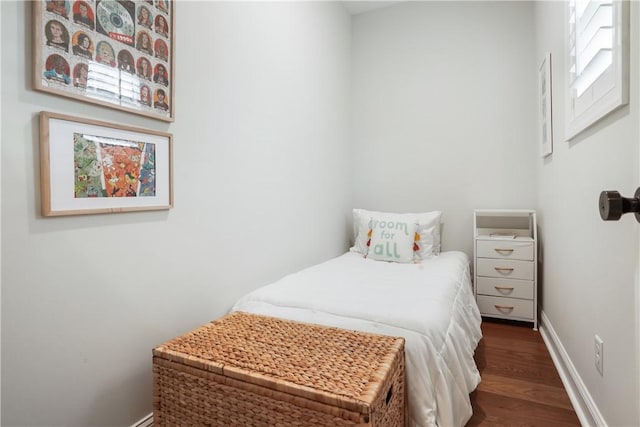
[34,0,175,122]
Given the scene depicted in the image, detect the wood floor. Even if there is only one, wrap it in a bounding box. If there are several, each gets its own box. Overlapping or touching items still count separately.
[466,319,581,426]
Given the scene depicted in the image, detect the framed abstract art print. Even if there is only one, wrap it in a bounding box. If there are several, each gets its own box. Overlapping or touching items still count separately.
[538,52,552,157]
[40,111,173,216]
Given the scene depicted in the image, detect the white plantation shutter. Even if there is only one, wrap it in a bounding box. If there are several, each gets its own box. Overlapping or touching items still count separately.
[566,0,629,140]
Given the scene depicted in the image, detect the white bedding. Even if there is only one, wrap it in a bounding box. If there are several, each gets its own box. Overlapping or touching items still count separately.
[231,251,482,427]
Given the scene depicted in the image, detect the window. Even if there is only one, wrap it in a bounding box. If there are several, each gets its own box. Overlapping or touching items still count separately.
[566,0,629,140]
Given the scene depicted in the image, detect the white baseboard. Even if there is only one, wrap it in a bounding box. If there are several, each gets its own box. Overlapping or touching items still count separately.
[539,310,606,427]
[131,412,153,427]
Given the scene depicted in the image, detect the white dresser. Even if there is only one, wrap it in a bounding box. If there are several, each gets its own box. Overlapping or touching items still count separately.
[473,209,538,330]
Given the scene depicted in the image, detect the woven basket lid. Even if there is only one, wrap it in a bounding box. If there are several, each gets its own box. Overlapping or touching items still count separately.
[153,311,404,414]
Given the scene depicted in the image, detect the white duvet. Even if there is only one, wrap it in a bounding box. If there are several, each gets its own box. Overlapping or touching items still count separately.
[231,251,482,427]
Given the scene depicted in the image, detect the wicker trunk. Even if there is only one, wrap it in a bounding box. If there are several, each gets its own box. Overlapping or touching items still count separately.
[153,311,405,426]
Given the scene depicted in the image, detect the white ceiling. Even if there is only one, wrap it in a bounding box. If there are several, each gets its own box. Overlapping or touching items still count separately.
[342,1,404,15]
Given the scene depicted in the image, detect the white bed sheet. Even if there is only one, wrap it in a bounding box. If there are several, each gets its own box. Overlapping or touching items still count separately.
[231,251,482,427]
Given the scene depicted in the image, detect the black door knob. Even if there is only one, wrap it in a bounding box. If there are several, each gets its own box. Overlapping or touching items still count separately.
[599,188,640,221]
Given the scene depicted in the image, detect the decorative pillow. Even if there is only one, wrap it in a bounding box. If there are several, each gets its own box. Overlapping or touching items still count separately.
[367,217,417,263]
[350,209,442,259]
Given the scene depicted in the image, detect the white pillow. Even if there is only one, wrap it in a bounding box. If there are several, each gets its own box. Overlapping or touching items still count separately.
[350,209,442,259]
[367,218,417,263]
[415,224,440,258]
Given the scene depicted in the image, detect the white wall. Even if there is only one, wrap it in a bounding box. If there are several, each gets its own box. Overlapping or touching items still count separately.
[0,1,352,425]
[534,2,640,426]
[351,1,538,256]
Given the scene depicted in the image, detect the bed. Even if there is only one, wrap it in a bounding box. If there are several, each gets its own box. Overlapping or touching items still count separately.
[231,210,483,427]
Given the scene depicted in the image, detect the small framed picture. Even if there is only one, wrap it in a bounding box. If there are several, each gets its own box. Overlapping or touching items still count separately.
[40,111,173,216]
[538,52,552,157]
[33,0,175,122]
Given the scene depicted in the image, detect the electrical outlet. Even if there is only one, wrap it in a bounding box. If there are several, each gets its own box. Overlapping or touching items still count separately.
[594,335,604,376]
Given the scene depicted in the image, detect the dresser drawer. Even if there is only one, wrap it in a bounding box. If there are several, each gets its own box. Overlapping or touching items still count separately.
[476,240,533,261]
[477,295,534,320]
[476,277,534,299]
[476,258,534,281]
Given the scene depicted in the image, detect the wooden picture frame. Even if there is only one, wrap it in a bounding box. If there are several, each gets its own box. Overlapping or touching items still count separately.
[538,52,552,157]
[40,111,173,216]
[33,0,175,122]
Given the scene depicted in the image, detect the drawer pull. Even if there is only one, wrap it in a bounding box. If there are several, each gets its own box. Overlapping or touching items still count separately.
[494,248,514,254]
[494,304,514,312]
[494,286,514,292]
[494,267,514,273]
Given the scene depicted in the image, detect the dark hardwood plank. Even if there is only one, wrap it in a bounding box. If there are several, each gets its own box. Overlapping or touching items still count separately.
[467,391,581,427]
[474,345,564,388]
[466,319,581,426]
[477,373,574,410]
